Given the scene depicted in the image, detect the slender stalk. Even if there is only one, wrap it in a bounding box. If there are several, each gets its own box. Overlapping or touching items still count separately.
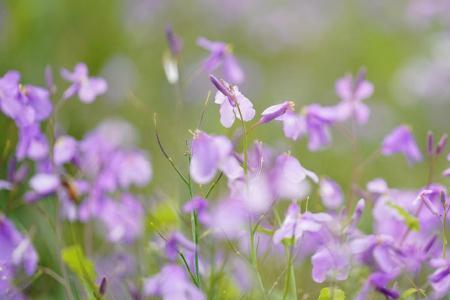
[187,154,201,287]
[234,103,248,174]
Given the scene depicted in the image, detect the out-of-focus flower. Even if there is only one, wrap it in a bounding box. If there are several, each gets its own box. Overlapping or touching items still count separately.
[0,71,52,128]
[428,258,450,296]
[165,231,196,261]
[211,76,255,128]
[273,202,331,244]
[311,245,350,283]
[381,125,423,164]
[319,177,343,210]
[0,214,38,299]
[61,63,107,103]
[190,131,243,184]
[334,68,374,124]
[183,196,210,225]
[165,25,182,57]
[355,272,400,300]
[53,135,78,166]
[270,153,318,200]
[99,194,144,244]
[443,152,450,177]
[198,37,244,84]
[143,264,205,300]
[16,124,49,161]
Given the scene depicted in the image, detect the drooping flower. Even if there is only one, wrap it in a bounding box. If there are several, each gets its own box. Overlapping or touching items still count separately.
[334,68,374,124]
[210,75,255,128]
[319,177,344,210]
[381,125,423,164]
[61,63,107,103]
[190,131,243,184]
[143,264,205,300]
[270,153,318,200]
[258,101,296,125]
[198,37,244,84]
[273,202,332,244]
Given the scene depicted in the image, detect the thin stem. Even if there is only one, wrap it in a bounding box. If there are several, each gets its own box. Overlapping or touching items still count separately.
[204,172,223,199]
[235,103,248,175]
[154,113,190,187]
[250,224,267,299]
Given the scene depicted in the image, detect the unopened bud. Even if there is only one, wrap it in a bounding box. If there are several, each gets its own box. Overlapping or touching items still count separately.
[427,131,434,156]
[436,134,448,155]
[99,277,107,295]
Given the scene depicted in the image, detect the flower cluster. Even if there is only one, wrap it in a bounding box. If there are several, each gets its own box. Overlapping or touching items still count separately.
[0,31,449,300]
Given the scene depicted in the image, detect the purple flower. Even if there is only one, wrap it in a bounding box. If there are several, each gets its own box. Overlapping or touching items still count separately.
[319,177,344,210]
[381,125,423,164]
[0,71,52,127]
[300,104,335,151]
[190,131,243,184]
[53,135,78,166]
[198,37,244,84]
[212,77,255,128]
[273,202,332,244]
[99,194,144,243]
[61,63,107,103]
[0,214,38,278]
[270,153,318,200]
[16,124,49,161]
[183,196,210,225]
[258,101,295,124]
[334,68,374,124]
[429,259,450,295]
[444,152,450,177]
[144,264,205,300]
[311,245,350,283]
[355,272,399,300]
[165,232,196,261]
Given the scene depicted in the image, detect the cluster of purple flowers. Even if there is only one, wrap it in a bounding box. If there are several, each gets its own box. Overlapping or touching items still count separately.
[0,30,449,300]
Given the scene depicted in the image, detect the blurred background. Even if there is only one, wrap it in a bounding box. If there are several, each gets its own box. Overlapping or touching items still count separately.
[0,0,450,298]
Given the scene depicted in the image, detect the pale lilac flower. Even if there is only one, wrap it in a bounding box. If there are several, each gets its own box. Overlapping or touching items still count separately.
[0,71,52,127]
[144,264,205,300]
[198,37,244,84]
[311,245,350,283]
[367,178,388,194]
[381,125,423,164]
[165,232,196,261]
[428,258,450,296]
[229,173,274,213]
[300,104,336,151]
[319,178,343,210]
[211,76,255,128]
[61,63,107,103]
[53,135,78,166]
[270,153,318,200]
[99,194,144,243]
[109,150,152,189]
[183,196,210,225]
[16,124,49,161]
[0,214,38,277]
[273,202,332,244]
[334,68,374,124]
[190,131,243,184]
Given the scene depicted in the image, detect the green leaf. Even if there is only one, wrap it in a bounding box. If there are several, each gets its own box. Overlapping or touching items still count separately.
[400,288,426,299]
[61,244,96,286]
[317,287,346,300]
[386,202,420,232]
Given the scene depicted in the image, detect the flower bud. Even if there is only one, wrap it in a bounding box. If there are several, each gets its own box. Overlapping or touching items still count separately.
[427,131,434,156]
[436,134,448,155]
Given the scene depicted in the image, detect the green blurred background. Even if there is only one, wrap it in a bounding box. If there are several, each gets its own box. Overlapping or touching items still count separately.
[0,0,449,298]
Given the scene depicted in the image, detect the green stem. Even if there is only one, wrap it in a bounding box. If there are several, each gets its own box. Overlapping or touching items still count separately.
[250,226,267,299]
[235,103,248,175]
